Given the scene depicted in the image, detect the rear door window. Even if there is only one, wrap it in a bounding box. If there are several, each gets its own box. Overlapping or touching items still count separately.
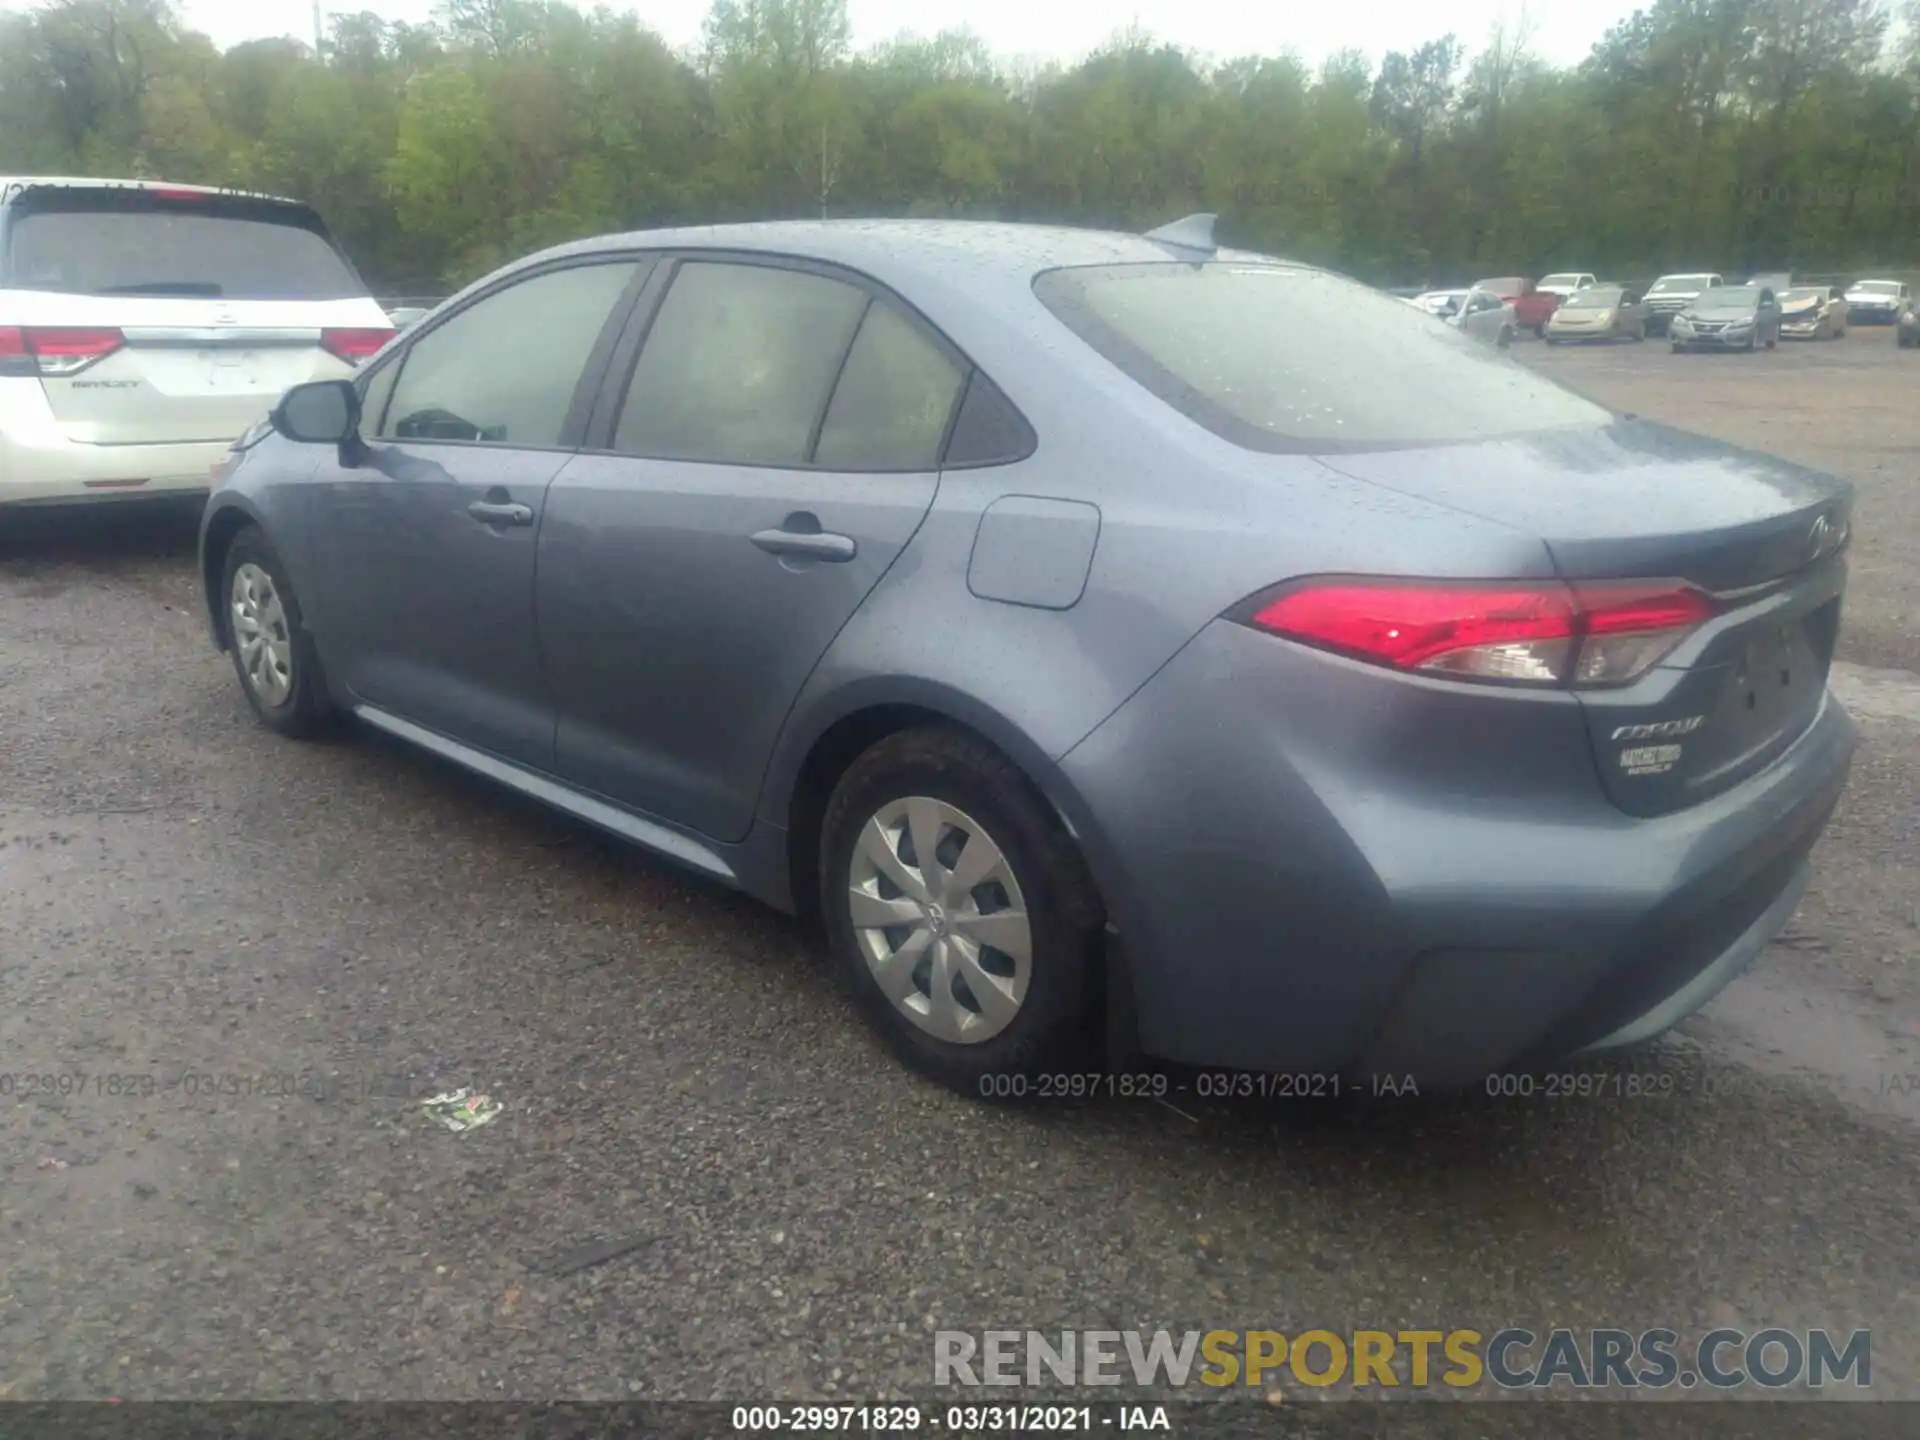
[4,194,364,299]
[814,302,966,471]
[613,261,869,467]
[1035,262,1610,452]
[380,261,640,448]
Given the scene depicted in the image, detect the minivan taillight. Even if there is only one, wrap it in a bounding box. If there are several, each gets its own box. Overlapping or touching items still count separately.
[1240,578,1715,688]
[0,326,126,377]
[321,328,395,365]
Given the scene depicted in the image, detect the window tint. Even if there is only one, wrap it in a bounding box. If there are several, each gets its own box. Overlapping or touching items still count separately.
[1035,263,1609,451]
[614,262,868,466]
[6,202,362,299]
[381,262,637,447]
[814,302,965,471]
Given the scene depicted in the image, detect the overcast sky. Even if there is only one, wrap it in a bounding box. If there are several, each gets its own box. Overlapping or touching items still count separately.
[51,0,1645,70]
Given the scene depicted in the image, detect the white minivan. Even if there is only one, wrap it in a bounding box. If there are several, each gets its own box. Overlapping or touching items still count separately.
[1,177,395,507]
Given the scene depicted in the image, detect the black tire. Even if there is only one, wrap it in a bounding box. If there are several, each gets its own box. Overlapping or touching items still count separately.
[1672,343,1686,354]
[220,525,335,739]
[1764,336,1776,350]
[1496,327,1512,349]
[1533,324,1546,338]
[819,726,1104,1096]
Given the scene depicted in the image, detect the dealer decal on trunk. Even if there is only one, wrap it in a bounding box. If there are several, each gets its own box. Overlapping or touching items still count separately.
[1620,744,1684,776]
[1612,716,1705,777]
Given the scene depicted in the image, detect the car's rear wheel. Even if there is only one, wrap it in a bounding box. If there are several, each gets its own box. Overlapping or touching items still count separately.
[222,525,333,738]
[820,726,1102,1095]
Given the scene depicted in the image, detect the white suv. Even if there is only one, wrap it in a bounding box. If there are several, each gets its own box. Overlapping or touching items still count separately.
[1,177,394,507]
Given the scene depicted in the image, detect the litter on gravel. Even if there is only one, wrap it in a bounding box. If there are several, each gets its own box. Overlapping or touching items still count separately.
[421,1088,503,1132]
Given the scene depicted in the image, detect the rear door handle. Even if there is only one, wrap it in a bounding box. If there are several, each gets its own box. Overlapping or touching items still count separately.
[751,528,857,562]
[468,500,533,527]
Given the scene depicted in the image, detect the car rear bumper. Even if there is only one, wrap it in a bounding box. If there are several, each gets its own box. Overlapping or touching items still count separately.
[1058,620,1857,1087]
[1,380,225,505]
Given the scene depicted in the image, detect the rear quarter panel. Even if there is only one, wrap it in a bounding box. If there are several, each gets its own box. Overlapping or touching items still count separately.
[756,265,1559,833]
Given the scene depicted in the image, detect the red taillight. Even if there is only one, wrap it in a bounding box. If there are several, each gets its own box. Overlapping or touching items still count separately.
[1243,578,1714,688]
[1568,581,1716,685]
[321,328,395,364]
[0,326,126,377]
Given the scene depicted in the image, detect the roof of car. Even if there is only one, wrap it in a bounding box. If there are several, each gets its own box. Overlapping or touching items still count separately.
[0,176,302,206]
[518,218,1303,289]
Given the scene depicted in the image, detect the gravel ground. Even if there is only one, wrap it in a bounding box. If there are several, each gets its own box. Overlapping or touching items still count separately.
[2,338,1917,1408]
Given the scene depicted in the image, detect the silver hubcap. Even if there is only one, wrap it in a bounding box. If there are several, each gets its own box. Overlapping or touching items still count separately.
[231,562,293,707]
[848,796,1032,1045]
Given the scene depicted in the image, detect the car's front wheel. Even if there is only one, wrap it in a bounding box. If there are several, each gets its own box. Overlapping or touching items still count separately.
[820,727,1103,1095]
[221,525,334,738]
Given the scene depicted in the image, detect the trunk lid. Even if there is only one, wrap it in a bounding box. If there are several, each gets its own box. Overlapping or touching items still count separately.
[1,184,388,445]
[12,293,385,444]
[1314,420,1851,816]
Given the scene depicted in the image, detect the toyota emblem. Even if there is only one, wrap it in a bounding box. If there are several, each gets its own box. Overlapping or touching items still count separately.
[1807,513,1844,563]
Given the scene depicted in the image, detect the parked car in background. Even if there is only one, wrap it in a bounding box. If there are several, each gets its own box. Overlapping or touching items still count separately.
[1842,278,1908,324]
[1473,276,1562,336]
[1446,287,1517,347]
[197,216,1856,1096]
[1544,284,1646,344]
[386,306,430,332]
[1644,272,1723,335]
[1779,286,1848,341]
[1,176,394,508]
[1535,271,1596,300]
[1408,289,1468,316]
[1670,284,1782,352]
[1898,297,1919,348]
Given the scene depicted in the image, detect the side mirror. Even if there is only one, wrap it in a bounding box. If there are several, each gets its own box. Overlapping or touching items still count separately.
[272,379,359,445]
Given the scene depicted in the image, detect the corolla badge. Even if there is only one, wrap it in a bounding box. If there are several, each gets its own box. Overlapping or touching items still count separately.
[1612,716,1705,741]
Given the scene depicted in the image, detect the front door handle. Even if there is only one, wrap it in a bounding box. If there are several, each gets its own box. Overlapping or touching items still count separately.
[468,499,533,527]
[751,528,856,562]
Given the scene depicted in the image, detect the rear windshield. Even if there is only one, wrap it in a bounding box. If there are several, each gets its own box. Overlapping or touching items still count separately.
[1033,262,1610,452]
[1559,287,1623,309]
[4,194,364,300]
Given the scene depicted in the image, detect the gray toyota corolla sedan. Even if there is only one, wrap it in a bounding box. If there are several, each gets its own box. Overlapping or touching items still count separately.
[199,217,1857,1096]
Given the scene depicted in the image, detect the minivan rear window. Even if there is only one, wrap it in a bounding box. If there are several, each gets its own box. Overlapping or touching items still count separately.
[1034,263,1610,452]
[4,193,364,300]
